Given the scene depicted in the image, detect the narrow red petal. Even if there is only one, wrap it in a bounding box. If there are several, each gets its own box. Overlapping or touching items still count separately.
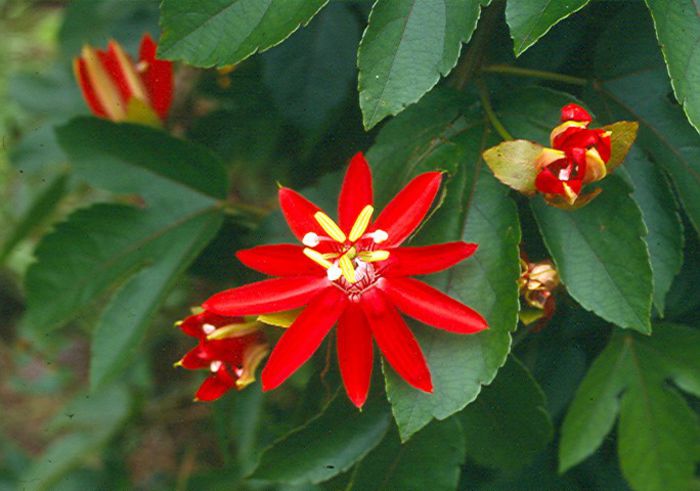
[98,45,132,106]
[360,288,432,393]
[261,287,346,391]
[279,187,325,241]
[379,277,488,334]
[337,304,373,408]
[372,172,442,247]
[179,346,209,369]
[236,244,321,277]
[202,276,328,316]
[139,33,173,120]
[195,368,236,401]
[73,58,108,117]
[535,167,565,195]
[338,152,373,233]
[383,242,478,277]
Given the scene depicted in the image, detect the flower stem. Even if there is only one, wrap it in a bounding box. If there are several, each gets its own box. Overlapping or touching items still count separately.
[481,64,588,86]
[477,79,513,141]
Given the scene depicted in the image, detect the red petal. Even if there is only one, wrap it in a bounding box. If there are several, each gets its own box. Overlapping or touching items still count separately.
[337,304,373,408]
[279,187,325,241]
[98,44,132,106]
[372,172,442,247]
[338,152,373,233]
[535,167,565,195]
[179,345,209,369]
[203,276,329,316]
[560,103,591,123]
[360,288,432,392]
[383,242,477,277]
[195,367,237,401]
[379,277,488,334]
[236,244,321,277]
[139,33,173,120]
[261,287,346,391]
[73,58,108,117]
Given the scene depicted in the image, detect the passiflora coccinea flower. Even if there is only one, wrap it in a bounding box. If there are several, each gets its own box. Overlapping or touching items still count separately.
[174,309,269,402]
[517,256,559,330]
[73,34,173,126]
[483,103,638,209]
[202,153,488,408]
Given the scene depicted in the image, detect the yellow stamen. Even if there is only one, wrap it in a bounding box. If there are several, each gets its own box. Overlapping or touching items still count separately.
[314,212,346,243]
[348,205,374,242]
[321,252,340,260]
[258,308,302,328]
[357,250,390,262]
[206,321,260,340]
[303,247,334,269]
[236,343,270,389]
[338,254,356,283]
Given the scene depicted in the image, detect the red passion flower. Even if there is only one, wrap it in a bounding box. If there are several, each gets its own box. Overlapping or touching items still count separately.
[73,34,173,124]
[175,309,269,402]
[203,153,488,408]
[534,103,612,204]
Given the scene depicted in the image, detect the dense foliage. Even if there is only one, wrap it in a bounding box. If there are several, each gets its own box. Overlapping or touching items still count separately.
[1,1,698,490]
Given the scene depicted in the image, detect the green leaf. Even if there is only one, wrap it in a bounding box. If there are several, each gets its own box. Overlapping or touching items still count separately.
[559,324,700,489]
[618,148,683,314]
[250,393,391,485]
[347,418,465,491]
[482,139,542,194]
[589,5,700,237]
[158,0,328,67]
[460,356,553,470]
[368,90,520,441]
[357,0,486,129]
[262,2,360,130]
[505,0,590,56]
[644,0,700,135]
[532,177,653,333]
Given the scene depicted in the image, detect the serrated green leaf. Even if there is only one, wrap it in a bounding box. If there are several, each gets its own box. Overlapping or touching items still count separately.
[505,0,590,56]
[250,393,391,485]
[158,0,328,67]
[461,356,553,470]
[368,90,520,441]
[347,418,465,491]
[618,148,683,315]
[589,5,700,237]
[560,324,700,486]
[532,177,653,333]
[644,0,700,135]
[358,0,485,129]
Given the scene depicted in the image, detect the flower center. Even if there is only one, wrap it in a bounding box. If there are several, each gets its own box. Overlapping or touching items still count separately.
[301,205,390,289]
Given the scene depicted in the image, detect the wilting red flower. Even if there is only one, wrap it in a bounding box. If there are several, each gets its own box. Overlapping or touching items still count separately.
[175,309,269,402]
[202,153,488,408]
[517,256,560,330]
[73,34,173,124]
[534,104,611,205]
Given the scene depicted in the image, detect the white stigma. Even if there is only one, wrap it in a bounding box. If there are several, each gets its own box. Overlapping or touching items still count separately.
[234,367,244,377]
[327,263,342,281]
[302,232,320,247]
[202,323,216,335]
[354,259,367,281]
[368,229,388,244]
[210,360,222,372]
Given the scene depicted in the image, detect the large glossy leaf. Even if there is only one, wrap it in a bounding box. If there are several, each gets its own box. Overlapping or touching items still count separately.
[644,0,700,135]
[368,90,520,441]
[589,5,700,236]
[158,0,328,67]
[357,0,487,129]
[250,393,391,485]
[460,356,553,470]
[347,418,465,491]
[559,324,700,491]
[618,148,683,315]
[505,0,590,56]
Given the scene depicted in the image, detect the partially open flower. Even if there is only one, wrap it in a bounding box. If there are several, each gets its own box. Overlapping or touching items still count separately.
[483,103,638,209]
[73,34,173,126]
[518,257,559,329]
[174,309,269,402]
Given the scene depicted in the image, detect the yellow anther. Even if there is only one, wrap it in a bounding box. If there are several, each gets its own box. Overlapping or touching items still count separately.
[314,212,346,243]
[338,254,356,283]
[348,205,374,242]
[206,321,260,340]
[303,247,334,269]
[321,252,340,260]
[357,250,390,262]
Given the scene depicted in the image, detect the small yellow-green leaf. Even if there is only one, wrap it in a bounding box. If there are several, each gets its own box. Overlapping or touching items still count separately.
[482,139,542,194]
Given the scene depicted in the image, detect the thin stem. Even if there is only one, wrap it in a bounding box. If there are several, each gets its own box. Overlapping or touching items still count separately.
[477,79,513,141]
[481,64,588,86]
